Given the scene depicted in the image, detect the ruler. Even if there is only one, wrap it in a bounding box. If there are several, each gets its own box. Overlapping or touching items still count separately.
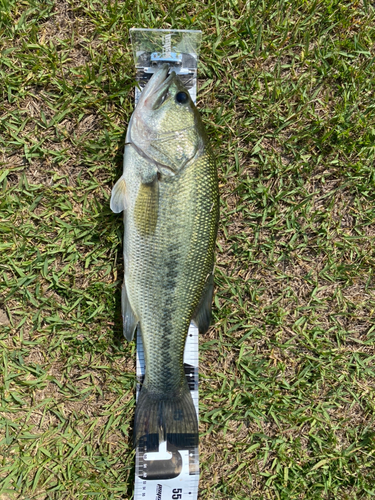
[129,29,202,500]
[130,28,202,106]
[134,324,199,499]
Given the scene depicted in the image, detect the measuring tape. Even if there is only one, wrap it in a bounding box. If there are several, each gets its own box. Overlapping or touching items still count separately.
[130,29,202,499]
[134,324,199,499]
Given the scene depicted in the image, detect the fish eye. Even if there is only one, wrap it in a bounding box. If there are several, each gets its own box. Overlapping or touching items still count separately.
[175,91,189,104]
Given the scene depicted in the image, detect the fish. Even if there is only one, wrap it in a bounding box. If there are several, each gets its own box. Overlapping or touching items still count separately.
[110,65,219,451]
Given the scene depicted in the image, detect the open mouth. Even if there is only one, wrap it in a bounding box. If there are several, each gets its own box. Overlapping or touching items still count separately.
[151,70,176,110]
[154,88,170,108]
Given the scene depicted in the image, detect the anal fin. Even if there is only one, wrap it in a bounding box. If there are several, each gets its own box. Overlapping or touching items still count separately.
[192,272,214,334]
[122,281,138,341]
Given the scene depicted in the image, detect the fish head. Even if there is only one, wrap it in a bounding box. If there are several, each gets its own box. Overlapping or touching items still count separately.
[129,64,206,175]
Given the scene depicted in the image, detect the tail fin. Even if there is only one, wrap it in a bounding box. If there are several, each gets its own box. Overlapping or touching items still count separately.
[134,385,198,451]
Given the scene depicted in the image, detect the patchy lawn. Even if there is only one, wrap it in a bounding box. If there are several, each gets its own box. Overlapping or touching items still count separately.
[1,0,375,498]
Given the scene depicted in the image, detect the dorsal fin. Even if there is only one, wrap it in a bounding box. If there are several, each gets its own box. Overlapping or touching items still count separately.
[192,272,214,334]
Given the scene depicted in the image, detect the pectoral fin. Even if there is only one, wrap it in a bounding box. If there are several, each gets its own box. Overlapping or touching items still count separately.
[121,281,138,341]
[110,176,127,214]
[134,177,159,236]
[192,272,214,334]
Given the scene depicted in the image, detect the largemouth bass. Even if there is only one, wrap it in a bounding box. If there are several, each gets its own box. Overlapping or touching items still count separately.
[110,65,219,450]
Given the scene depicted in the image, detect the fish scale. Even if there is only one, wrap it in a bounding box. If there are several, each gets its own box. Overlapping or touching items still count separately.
[125,147,217,396]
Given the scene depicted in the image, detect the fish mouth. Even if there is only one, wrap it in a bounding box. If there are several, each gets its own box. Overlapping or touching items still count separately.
[142,64,177,110]
[152,75,175,109]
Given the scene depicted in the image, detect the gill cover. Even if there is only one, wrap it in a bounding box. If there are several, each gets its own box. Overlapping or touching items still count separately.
[128,64,207,174]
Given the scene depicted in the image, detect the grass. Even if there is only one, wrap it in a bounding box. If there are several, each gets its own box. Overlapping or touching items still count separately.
[0,0,375,498]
